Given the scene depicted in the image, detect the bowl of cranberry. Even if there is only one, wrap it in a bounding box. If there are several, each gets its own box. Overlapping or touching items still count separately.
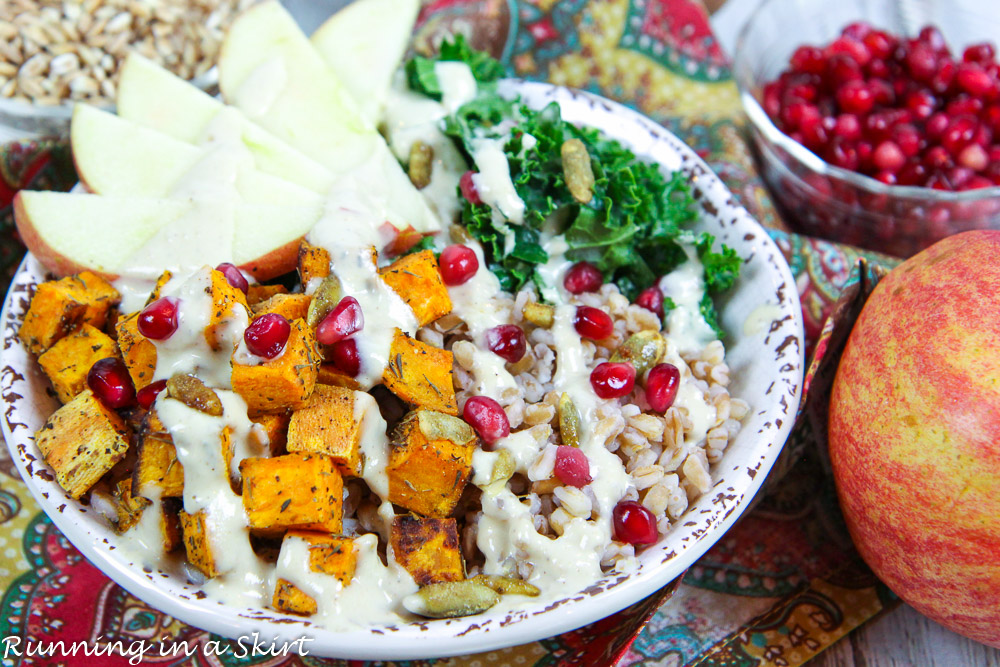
[734,0,1000,257]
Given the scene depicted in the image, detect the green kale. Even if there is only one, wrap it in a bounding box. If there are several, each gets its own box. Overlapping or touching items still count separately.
[405,34,505,99]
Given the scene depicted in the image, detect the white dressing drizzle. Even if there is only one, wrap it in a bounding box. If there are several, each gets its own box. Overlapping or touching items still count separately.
[355,390,390,501]
[470,138,525,225]
[659,249,716,356]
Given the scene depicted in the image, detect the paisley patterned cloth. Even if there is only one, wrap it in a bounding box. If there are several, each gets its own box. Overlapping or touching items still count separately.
[0,1,905,665]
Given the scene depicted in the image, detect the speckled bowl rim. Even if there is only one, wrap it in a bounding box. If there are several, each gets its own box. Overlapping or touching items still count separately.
[0,81,804,661]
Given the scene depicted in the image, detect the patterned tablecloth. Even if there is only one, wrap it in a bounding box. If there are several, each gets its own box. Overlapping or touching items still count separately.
[0,1,905,665]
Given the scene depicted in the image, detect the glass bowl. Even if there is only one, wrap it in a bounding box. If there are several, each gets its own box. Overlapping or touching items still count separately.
[734,0,1000,258]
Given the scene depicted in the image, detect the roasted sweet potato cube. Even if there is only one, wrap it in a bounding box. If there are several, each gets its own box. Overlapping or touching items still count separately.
[113,478,151,534]
[251,293,312,322]
[272,532,356,615]
[298,240,331,284]
[317,363,361,391]
[37,324,118,403]
[19,281,86,355]
[390,515,464,585]
[251,412,291,456]
[116,312,157,389]
[147,270,173,305]
[247,284,289,306]
[386,410,475,517]
[286,384,363,476]
[205,268,250,351]
[132,409,184,498]
[383,329,458,415]
[231,318,320,416]
[240,453,343,535]
[379,250,453,326]
[180,509,219,578]
[34,389,131,499]
[162,497,183,552]
[75,271,121,328]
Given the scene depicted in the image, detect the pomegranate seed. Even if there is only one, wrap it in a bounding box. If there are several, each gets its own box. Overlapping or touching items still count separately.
[827,36,871,67]
[873,141,906,172]
[941,115,979,155]
[925,112,951,141]
[841,22,872,41]
[87,357,136,409]
[574,306,614,340]
[563,261,603,294]
[635,286,664,317]
[874,170,898,185]
[459,171,482,205]
[485,324,527,364]
[964,43,996,64]
[612,500,658,546]
[646,363,681,413]
[947,96,985,118]
[215,263,248,294]
[923,146,953,170]
[316,296,364,345]
[462,395,510,446]
[244,313,290,359]
[866,58,890,80]
[963,175,994,190]
[825,54,863,87]
[439,244,479,286]
[930,59,957,95]
[136,379,167,410]
[833,113,862,141]
[868,79,894,106]
[958,144,989,171]
[897,160,928,186]
[138,297,179,340]
[553,446,592,488]
[905,89,937,119]
[892,123,922,157]
[330,339,360,377]
[906,44,938,81]
[590,362,635,399]
[987,107,1000,134]
[862,30,895,60]
[918,26,947,52]
[828,139,859,170]
[956,63,994,97]
[948,167,975,189]
[790,46,825,74]
[763,81,783,118]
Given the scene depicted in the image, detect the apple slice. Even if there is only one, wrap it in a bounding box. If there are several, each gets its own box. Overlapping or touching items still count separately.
[117,53,336,194]
[310,0,419,122]
[72,104,324,209]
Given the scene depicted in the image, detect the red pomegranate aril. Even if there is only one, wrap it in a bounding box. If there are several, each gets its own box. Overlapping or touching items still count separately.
[828,140,859,170]
[244,313,291,359]
[330,339,361,377]
[905,90,937,119]
[863,30,895,60]
[836,80,875,115]
[790,45,826,75]
[892,123,922,157]
[963,175,994,190]
[946,95,984,117]
[646,363,681,413]
[87,357,136,409]
[563,261,603,294]
[897,160,928,186]
[925,112,950,141]
[138,297,179,340]
[930,59,957,94]
[958,144,989,171]
[553,446,592,488]
[827,36,871,67]
[833,113,862,141]
[866,58,890,80]
[763,81,783,118]
[635,285,664,317]
[874,170,898,185]
[873,140,906,172]
[826,54,863,86]
[612,500,658,546]
[964,43,996,65]
[215,262,248,294]
[906,44,938,81]
[439,244,479,286]
[574,306,614,340]
[923,145,953,170]
[463,395,510,446]
[956,63,994,97]
[459,170,482,205]
[136,379,168,409]
[946,166,974,188]
[485,324,527,364]
[941,115,978,155]
[316,296,364,345]
[590,362,636,399]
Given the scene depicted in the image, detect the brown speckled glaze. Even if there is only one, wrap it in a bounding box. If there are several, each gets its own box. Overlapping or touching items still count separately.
[0,82,804,660]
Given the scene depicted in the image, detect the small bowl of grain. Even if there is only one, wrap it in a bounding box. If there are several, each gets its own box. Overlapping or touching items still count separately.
[0,0,258,136]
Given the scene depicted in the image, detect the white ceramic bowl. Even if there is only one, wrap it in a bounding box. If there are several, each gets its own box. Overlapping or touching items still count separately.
[0,82,804,660]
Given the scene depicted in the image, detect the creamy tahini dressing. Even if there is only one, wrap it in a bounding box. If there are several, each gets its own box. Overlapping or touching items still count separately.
[658,249,717,356]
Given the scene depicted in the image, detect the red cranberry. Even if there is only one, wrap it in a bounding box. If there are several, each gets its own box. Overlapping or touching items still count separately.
[635,286,664,317]
[485,324,527,364]
[459,171,482,205]
[563,261,603,294]
[330,339,360,377]
[87,357,136,409]
[574,306,614,340]
[136,379,167,410]
[138,297,179,341]
[439,245,479,286]
[553,446,592,488]
[316,296,364,346]
[646,363,681,413]
[244,313,290,359]
[215,263,248,294]
[590,362,635,399]
[463,395,510,446]
[612,500,658,545]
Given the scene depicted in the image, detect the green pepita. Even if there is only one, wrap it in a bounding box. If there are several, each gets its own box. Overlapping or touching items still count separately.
[561,138,594,204]
[558,392,581,448]
[523,302,555,328]
[166,374,223,416]
[403,580,500,618]
[306,273,343,328]
[408,141,434,190]
[611,330,666,376]
[471,574,540,597]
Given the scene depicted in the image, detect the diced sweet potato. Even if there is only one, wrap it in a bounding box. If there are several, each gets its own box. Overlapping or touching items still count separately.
[231,318,320,416]
[383,329,458,415]
[162,497,183,552]
[132,409,184,498]
[247,284,289,306]
[37,324,118,403]
[317,364,361,391]
[75,271,120,329]
[147,270,173,305]
[116,312,157,390]
[379,250,453,326]
[251,293,312,322]
[390,515,464,585]
[180,509,219,578]
[298,240,331,285]
[286,384,362,476]
[113,478,151,534]
[386,410,475,517]
[251,412,291,457]
[240,453,343,535]
[272,531,356,616]
[205,268,250,351]
[34,389,131,499]
[19,279,85,355]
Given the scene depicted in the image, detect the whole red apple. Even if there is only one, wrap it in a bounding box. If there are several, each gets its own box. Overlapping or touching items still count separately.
[829,230,1000,647]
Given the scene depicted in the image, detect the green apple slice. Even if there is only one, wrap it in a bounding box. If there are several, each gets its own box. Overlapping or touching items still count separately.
[310,0,419,122]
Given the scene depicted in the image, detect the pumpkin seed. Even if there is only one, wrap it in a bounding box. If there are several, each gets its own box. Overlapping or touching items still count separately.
[470,574,541,597]
[558,392,581,447]
[408,140,434,189]
[523,302,554,328]
[166,374,222,416]
[306,273,343,328]
[417,410,476,445]
[403,580,500,618]
[561,138,594,204]
[486,449,516,489]
[611,330,666,376]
